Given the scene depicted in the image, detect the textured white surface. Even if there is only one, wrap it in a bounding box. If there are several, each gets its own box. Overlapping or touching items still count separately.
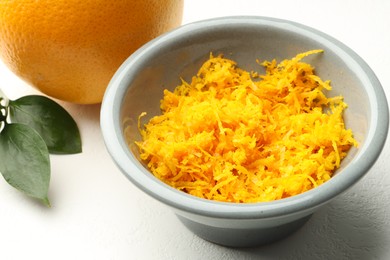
[0,1,389,259]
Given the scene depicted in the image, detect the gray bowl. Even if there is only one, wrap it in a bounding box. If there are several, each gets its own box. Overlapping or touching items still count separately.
[101,16,389,247]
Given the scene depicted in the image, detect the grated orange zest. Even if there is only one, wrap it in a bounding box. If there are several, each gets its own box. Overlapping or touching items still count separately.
[135,50,358,203]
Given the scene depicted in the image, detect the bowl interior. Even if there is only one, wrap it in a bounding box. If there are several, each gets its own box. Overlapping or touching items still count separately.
[104,17,388,218]
[122,18,370,171]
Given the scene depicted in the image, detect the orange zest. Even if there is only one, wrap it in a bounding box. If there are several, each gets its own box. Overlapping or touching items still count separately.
[135,50,358,203]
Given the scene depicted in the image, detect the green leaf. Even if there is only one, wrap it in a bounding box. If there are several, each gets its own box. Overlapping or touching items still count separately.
[9,95,82,154]
[0,123,51,206]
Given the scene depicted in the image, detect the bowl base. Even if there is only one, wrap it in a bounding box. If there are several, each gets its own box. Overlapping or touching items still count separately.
[176,214,312,248]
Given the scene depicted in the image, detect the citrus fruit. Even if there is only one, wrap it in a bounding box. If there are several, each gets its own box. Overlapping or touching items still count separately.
[0,0,183,104]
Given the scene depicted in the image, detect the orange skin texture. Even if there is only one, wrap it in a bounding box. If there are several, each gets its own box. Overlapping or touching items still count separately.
[0,0,183,104]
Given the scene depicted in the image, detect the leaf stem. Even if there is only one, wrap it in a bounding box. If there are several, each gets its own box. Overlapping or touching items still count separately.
[0,89,9,132]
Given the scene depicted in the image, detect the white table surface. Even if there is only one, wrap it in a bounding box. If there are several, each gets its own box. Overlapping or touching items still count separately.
[1,1,390,259]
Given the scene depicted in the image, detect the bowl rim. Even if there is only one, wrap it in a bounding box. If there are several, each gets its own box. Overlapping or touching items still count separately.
[101,16,389,219]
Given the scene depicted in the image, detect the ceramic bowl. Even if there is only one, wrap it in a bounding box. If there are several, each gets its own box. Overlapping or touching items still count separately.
[100,16,389,247]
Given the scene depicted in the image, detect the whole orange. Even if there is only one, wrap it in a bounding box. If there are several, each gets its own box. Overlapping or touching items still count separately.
[0,0,183,104]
